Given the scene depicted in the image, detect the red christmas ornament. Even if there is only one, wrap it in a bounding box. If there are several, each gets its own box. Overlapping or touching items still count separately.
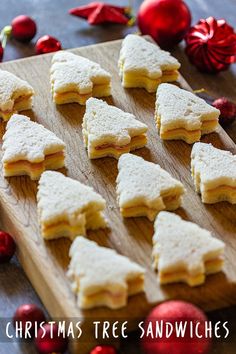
[13,304,46,336]
[35,35,62,55]
[212,97,236,127]
[185,17,236,73]
[35,323,68,354]
[69,2,132,26]
[141,300,211,354]
[137,0,191,48]
[0,41,3,62]
[90,345,117,354]
[0,231,16,263]
[11,15,37,42]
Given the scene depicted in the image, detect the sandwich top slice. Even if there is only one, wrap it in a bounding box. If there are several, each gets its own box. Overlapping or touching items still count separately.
[153,211,225,287]
[191,142,236,203]
[0,69,34,121]
[2,114,66,180]
[50,51,111,105]
[82,98,148,159]
[118,34,180,93]
[116,153,185,221]
[155,83,220,144]
[67,237,145,309]
[37,171,107,240]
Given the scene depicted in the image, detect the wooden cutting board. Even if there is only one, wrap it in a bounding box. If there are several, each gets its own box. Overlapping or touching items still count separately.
[0,38,236,353]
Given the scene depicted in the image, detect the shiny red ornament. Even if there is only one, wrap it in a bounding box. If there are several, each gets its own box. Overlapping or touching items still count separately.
[90,345,117,354]
[212,97,236,127]
[35,35,62,55]
[69,2,131,25]
[185,17,236,73]
[35,323,68,354]
[137,0,191,48]
[0,231,16,263]
[141,300,211,354]
[0,41,3,62]
[11,15,37,42]
[13,304,46,336]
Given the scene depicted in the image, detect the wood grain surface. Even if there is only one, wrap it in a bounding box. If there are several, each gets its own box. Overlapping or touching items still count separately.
[0,38,235,352]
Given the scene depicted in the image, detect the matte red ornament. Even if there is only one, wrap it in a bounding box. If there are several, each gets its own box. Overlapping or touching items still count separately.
[0,231,16,262]
[11,15,37,42]
[0,42,3,62]
[185,17,236,73]
[69,2,131,25]
[137,0,191,48]
[90,345,117,354]
[13,304,46,336]
[35,35,62,55]
[212,97,236,127]
[141,300,211,354]
[35,323,68,354]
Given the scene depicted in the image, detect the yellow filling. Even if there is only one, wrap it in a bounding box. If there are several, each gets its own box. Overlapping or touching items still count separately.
[0,94,33,121]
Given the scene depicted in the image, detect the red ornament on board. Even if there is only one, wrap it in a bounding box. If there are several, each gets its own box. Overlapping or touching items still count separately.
[35,35,62,54]
[35,323,68,354]
[0,231,16,263]
[141,300,211,354]
[69,2,132,26]
[185,17,236,73]
[13,304,46,336]
[11,15,37,42]
[212,97,236,126]
[90,345,117,354]
[137,0,191,48]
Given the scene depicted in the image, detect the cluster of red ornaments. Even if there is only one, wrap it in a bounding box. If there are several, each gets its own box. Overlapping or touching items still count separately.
[0,15,62,62]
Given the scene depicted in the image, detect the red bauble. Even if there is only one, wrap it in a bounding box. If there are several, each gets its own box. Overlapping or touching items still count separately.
[0,41,3,62]
[141,300,211,354]
[11,15,37,42]
[0,231,16,262]
[13,304,46,336]
[212,97,236,127]
[90,345,117,354]
[137,0,191,48]
[35,323,68,354]
[185,17,236,73]
[35,35,62,55]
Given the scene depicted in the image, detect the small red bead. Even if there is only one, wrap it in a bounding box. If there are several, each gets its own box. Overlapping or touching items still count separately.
[35,323,68,354]
[212,97,236,127]
[0,41,4,62]
[13,304,46,336]
[11,15,37,42]
[35,35,62,55]
[90,345,117,354]
[0,231,16,263]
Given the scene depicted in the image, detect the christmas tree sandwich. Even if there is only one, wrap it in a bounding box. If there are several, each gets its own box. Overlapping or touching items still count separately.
[0,69,34,121]
[50,51,111,105]
[116,154,185,220]
[153,212,225,286]
[82,98,148,159]
[2,114,66,180]
[118,34,180,92]
[67,237,145,309]
[37,171,107,240]
[155,84,220,143]
[191,142,236,204]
